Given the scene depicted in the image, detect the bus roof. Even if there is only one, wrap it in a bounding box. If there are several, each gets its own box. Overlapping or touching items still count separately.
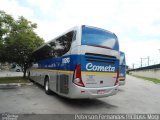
[33,25,118,53]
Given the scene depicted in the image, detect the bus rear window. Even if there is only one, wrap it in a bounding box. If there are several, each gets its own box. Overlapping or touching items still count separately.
[120,52,126,65]
[81,26,119,50]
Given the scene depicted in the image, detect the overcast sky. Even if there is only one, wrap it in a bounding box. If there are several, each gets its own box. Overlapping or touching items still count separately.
[0,0,160,68]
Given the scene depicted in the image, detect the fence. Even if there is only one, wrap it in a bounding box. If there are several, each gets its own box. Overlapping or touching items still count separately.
[128,64,160,80]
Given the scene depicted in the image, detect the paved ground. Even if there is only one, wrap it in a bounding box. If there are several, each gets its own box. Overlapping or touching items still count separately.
[0,75,160,114]
[0,71,23,77]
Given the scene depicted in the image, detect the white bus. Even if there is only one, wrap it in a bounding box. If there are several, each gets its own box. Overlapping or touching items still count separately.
[28,25,120,99]
[119,51,126,86]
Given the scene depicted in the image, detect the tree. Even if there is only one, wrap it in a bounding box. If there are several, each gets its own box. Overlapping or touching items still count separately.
[0,11,44,78]
[0,11,14,62]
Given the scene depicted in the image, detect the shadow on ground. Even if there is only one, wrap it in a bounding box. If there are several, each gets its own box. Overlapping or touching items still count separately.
[33,81,118,110]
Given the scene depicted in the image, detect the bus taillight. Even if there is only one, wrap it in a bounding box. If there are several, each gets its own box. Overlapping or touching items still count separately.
[114,67,120,86]
[73,64,85,87]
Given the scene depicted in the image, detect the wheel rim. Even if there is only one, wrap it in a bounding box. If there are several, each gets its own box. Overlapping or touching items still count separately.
[45,81,49,91]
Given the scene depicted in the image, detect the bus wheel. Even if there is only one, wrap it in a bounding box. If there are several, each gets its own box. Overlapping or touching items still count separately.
[44,77,51,95]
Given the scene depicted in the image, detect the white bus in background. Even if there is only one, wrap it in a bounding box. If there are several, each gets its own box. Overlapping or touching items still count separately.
[28,25,120,99]
[119,51,126,86]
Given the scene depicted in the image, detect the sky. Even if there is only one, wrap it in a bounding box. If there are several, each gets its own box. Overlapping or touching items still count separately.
[0,0,160,68]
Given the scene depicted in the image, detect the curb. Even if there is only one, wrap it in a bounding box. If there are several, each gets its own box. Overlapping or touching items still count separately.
[0,83,33,89]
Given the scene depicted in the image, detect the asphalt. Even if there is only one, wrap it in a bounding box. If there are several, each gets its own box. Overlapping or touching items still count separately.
[0,71,23,77]
[0,83,33,89]
[0,75,160,114]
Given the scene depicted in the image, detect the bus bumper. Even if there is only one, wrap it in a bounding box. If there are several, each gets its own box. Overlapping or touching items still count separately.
[119,77,126,86]
[68,84,119,99]
[119,80,126,86]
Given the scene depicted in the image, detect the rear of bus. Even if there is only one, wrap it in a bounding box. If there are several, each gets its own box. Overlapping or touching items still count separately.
[119,51,126,86]
[69,25,120,98]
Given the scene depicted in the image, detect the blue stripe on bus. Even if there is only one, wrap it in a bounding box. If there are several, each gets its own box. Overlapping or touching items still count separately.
[35,55,119,72]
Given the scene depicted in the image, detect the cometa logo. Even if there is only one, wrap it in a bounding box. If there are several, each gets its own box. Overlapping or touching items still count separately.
[86,63,115,72]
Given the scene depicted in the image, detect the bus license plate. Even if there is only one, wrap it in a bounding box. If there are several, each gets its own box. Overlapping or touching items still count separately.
[97,90,105,94]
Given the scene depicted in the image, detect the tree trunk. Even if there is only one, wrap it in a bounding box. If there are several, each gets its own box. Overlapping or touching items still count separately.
[23,64,27,78]
[23,69,26,78]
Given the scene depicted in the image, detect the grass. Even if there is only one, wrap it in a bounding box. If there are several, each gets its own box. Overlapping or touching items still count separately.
[130,74,160,84]
[0,77,30,84]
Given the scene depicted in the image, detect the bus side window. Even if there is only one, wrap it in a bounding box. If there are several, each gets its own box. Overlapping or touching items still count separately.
[54,31,74,57]
[32,31,75,61]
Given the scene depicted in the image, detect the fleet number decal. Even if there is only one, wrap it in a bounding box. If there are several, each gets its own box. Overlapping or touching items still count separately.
[62,57,70,64]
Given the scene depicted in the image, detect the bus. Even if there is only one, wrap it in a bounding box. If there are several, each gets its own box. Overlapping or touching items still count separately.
[27,25,120,99]
[119,51,126,86]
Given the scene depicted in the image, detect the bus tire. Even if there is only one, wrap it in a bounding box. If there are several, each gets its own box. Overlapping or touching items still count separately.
[44,77,51,95]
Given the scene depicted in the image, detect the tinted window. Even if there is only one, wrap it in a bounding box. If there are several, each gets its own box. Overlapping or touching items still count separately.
[82,26,119,50]
[32,31,75,61]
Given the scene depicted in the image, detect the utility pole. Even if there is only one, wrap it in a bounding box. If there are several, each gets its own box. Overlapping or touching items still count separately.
[147,56,150,66]
[141,58,143,67]
[158,49,160,63]
[132,64,134,69]
[141,57,150,67]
